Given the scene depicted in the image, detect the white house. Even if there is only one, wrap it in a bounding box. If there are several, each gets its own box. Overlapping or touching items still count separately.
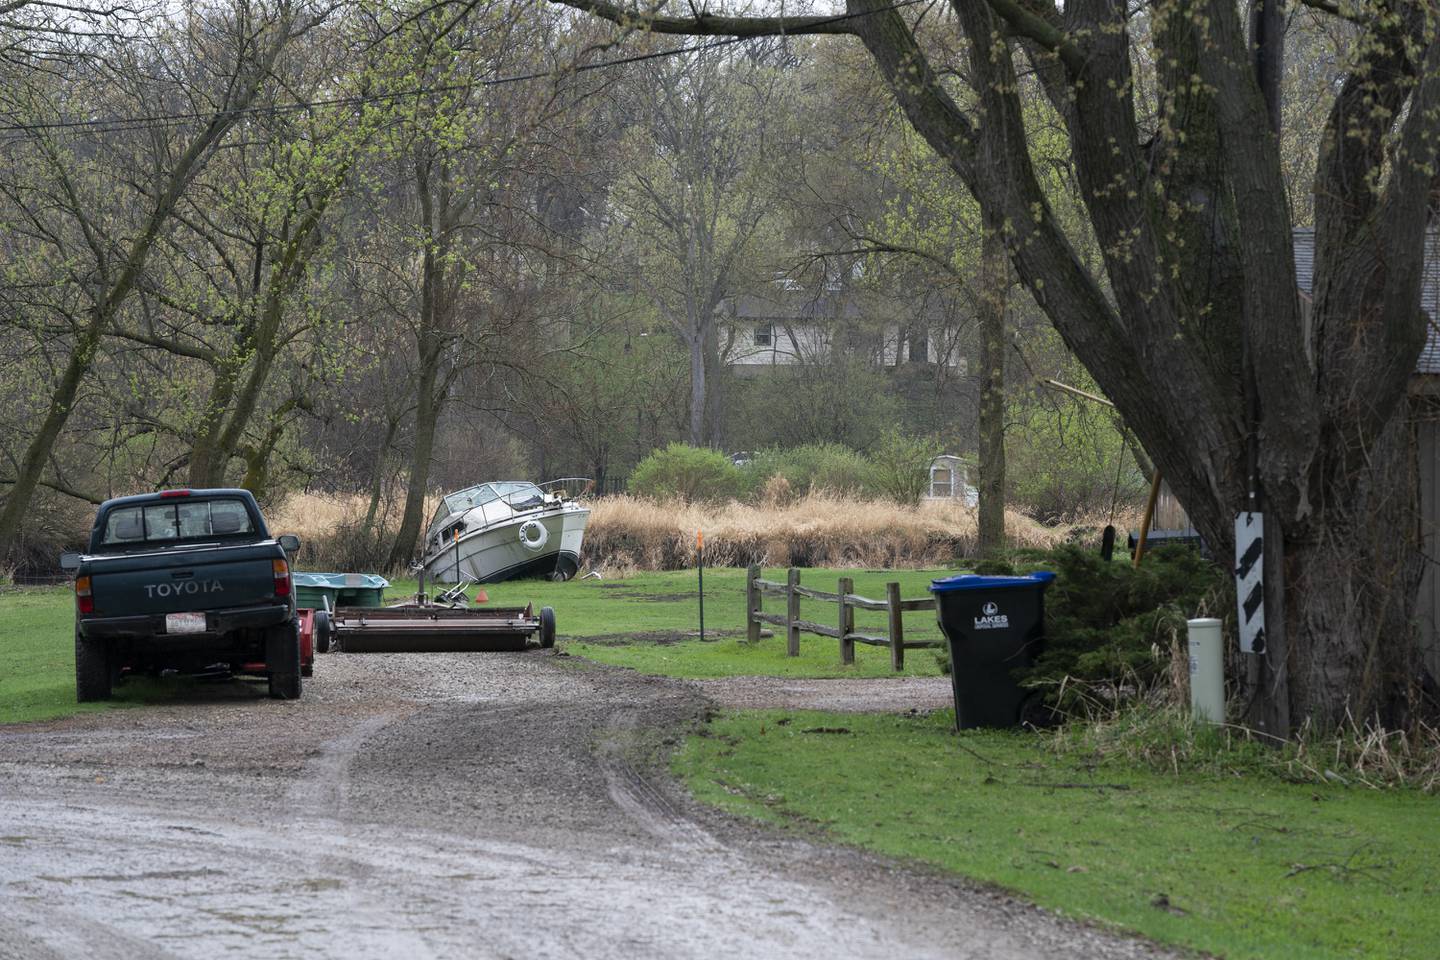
[720,284,965,374]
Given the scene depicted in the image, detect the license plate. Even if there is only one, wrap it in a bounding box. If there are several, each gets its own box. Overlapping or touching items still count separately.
[165,612,207,635]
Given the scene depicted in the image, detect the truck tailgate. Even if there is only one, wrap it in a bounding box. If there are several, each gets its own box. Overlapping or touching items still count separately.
[88,543,280,618]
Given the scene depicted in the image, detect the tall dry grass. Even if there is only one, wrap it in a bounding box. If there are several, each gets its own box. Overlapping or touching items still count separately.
[271,490,1093,574]
[268,491,437,573]
[584,493,1070,573]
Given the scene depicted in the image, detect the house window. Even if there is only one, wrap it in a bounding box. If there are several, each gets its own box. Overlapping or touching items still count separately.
[754,323,774,347]
[931,465,953,498]
[909,333,928,363]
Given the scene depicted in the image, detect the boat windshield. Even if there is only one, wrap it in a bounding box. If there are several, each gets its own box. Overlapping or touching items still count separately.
[491,482,545,507]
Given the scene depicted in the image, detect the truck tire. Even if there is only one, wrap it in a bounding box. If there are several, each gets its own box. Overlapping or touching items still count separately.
[539,606,556,649]
[75,629,112,702]
[267,623,302,700]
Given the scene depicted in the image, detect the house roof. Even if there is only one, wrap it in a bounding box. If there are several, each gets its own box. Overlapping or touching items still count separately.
[728,289,868,322]
[1293,228,1440,374]
[724,279,953,323]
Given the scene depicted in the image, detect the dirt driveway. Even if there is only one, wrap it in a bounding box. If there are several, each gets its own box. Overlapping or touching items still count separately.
[0,651,1176,959]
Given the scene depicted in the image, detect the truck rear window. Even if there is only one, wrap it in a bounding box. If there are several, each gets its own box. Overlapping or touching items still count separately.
[101,499,255,546]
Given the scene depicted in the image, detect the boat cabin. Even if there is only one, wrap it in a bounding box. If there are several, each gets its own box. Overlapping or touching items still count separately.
[427,482,547,541]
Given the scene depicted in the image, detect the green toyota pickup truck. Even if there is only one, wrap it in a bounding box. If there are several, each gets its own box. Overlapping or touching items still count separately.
[61,489,305,702]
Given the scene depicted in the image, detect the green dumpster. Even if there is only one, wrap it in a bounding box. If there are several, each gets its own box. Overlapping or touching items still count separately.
[293,572,390,610]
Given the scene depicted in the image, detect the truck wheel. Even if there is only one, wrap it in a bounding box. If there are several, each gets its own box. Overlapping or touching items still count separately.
[267,624,302,700]
[539,606,556,649]
[75,629,112,702]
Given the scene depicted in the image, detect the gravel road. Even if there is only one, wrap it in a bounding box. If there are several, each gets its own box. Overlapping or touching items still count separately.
[0,651,1178,959]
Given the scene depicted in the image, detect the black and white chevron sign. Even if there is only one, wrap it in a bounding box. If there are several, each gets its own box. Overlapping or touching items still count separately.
[1234,512,1265,654]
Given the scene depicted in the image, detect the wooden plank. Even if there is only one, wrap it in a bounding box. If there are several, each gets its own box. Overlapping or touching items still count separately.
[792,584,842,602]
[903,640,943,649]
[838,576,855,665]
[754,579,789,594]
[786,568,801,657]
[843,593,888,611]
[897,598,936,612]
[754,612,789,628]
[848,633,890,646]
[746,564,761,644]
[793,618,842,639]
[887,582,905,671]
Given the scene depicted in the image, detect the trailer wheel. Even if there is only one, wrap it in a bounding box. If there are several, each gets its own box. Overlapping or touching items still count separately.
[75,629,112,702]
[539,606,556,649]
[313,609,333,654]
[267,623,302,700]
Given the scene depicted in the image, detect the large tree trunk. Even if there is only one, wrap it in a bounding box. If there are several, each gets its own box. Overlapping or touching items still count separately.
[362,414,402,538]
[387,155,453,571]
[703,317,725,448]
[1283,410,1422,723]
[388,368,441,570]
[975,229,1008,556]
[687,323,706,446]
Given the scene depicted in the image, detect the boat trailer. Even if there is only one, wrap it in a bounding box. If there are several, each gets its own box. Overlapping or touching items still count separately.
[306,572,556,654]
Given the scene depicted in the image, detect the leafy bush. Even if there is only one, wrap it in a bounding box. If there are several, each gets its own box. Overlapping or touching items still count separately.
[1005,396,1147,521]
[939,544,1231,714]
[628,443,745,502]
[747,443,873,497]
[866,433,943,506]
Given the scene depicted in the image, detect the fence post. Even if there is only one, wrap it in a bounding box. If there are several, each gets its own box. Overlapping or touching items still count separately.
[746,564,761,644]
[786,568,801,657]
[838,576,855,665]
[887,581,905,671]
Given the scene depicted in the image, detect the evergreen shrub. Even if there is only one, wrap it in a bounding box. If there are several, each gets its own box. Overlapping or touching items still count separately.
[940,544,1231,712]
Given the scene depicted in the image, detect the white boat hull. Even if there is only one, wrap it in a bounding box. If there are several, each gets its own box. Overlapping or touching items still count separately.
[421,505,588,584]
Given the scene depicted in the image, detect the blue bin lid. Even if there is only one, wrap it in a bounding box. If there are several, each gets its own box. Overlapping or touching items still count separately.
[929,570,1056,593]
[292,572,391,590]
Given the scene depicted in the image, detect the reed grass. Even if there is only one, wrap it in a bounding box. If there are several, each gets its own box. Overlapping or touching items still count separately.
[584,493,1072,571]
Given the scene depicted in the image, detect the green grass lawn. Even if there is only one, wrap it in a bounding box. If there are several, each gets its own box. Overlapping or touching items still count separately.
[0,586,144,723]
[676,709,1440,960]
[1,567,950,723]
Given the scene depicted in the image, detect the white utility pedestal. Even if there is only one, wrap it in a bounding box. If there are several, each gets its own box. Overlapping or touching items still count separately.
[1186,618,1224,724]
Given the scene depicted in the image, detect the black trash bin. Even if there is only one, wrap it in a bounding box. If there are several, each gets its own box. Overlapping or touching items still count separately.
[929,571,1056,728]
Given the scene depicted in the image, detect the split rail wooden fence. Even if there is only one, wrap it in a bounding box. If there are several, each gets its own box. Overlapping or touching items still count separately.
[744,565,942,671]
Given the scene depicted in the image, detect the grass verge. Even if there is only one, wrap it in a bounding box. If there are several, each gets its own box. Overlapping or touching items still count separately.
[675,709,1440,960]
[0,587,154,724]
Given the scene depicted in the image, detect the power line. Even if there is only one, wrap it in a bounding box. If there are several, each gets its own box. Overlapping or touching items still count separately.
[0,0,925,136]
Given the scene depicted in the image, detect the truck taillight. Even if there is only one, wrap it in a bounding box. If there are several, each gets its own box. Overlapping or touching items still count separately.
[273,558,291,598]
[75,575,93,615]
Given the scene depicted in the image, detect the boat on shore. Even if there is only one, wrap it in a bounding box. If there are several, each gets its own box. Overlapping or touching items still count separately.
[419,480,590,584]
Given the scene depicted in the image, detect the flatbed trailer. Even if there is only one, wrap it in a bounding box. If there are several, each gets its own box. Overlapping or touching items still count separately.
[321,601,556,653]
